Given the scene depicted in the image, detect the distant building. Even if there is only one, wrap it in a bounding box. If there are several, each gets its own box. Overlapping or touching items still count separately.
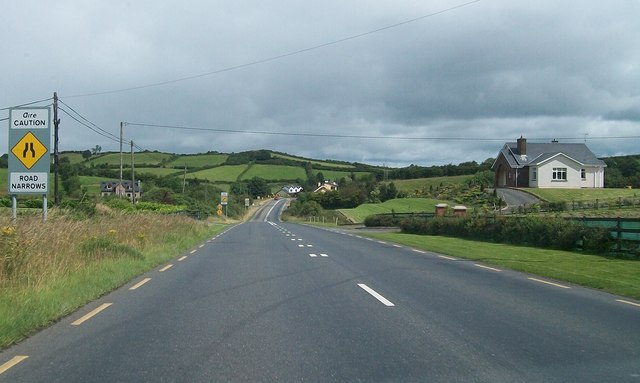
[313,181,338,193]
[492,137,606,188]
[100,180,142,200]
[281,185,304,197]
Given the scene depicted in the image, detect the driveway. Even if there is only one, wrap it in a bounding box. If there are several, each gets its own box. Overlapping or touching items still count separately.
[494,188,541,210]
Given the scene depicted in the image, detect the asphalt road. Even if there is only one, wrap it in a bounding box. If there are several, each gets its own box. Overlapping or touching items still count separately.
[1,199,639,382]
[495,188,541,209]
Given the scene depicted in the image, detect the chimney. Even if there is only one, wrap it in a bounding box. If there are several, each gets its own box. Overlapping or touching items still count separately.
[517,136,527,155]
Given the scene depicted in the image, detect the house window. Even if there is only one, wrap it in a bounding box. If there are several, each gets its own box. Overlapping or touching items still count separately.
[581,169,586,180]
[552,167,567,181]
[532,169,537,181]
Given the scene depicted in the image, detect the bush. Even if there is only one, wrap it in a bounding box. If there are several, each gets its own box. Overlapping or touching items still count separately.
[399,215,614,255]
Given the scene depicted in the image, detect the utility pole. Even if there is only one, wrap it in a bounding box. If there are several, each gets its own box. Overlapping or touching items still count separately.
[131,140,136,204]
[119,121,123,198]
[53,92,60,205]
[182,164,187,193]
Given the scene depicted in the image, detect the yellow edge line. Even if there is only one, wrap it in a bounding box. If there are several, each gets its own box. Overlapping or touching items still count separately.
[616,299,640,308]
[528,277,570,289]
[178,256,188,262]
[159,264,173,272]
[71,303,112,326]
[190,249,197,254]
[0,356,29,375]
[474,263,502,272]
[129,278,151,291]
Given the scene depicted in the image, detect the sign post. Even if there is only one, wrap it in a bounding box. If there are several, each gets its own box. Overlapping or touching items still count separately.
[221,192,228,217]
[8,107,51,221]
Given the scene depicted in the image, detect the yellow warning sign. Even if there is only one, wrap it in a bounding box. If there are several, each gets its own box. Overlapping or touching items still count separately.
[11,131,48,170]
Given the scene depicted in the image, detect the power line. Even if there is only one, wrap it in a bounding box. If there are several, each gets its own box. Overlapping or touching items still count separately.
[125,122,640,142]
[64,0,481,98]
[0,97,53,111]
[59,107,122,144]
[58,99,121,142]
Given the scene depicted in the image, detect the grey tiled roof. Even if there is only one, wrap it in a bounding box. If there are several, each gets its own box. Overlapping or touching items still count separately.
[496,142,606,169]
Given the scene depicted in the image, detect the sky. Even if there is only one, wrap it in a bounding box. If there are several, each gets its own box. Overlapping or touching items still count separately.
[1,0,639,167]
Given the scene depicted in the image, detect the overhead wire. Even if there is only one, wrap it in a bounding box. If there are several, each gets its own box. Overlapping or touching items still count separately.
[124,122,640,142]
[58,107,122,144]
[63,0,481,98]
[0,97,53,112]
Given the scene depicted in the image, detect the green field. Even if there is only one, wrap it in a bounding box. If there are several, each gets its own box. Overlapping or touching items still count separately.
[339,197,450,223]
[523,188,638,202]
[316,170,371,182]
[59,152,86,164]
[131,167,183,177]
[272,153,355,169]
[391,175,473,193]
[188,165,248,182]
[88,152,174,166]
[240,164,307,181]
[165,153,228,168]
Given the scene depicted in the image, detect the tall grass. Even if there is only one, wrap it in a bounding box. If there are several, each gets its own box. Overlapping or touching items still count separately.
[0,209,225,348]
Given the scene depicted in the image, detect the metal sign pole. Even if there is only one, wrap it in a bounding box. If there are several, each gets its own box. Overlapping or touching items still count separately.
[43,194,47,222]
[12,195,17,222]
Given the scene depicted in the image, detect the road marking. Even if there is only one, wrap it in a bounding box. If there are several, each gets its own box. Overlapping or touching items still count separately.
[298,244,304,248]
[393,244,402,248]
[310,253,317,257]
[412,249,426,254]
[528,277,570,289]
[199,244,205,248]
[129,278,151,290]
[474,264,502,272]
[438,255,456,260]
[320,253,329,257]
[358,284,395,307]
[0,356,29,375]
[377,241,387,245]
[297,239,303,241]
[307,244,313,248]
[178,256,188,262]
[159,264,173,272]
[291,239,296,241]
[72,303,112,326]
[190,249,197,254]
[616,299,640,308]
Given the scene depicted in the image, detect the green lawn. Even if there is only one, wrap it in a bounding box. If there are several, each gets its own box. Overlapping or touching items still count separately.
[188,165,248,182]
[240,164,307,181]
[391,175,473,193]
[523,188,638,202]
[339,197,450,223]
[165,153,228,168]
[363,232,640,300]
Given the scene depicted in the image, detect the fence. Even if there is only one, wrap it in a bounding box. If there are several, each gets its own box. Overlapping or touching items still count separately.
[572,217,640,253]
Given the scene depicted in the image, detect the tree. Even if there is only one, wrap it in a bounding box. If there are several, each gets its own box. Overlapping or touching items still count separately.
[246,177,269,198]
[91,145,102,155]
[82,150,92,160]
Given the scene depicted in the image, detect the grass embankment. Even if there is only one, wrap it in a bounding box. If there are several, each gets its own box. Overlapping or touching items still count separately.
[523,187,638,202]
[0,210,226,349]
[363,232,640,300]
[339,198,451,223]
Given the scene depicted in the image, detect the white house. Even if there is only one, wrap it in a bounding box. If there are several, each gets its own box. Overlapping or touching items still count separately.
[492,137,606,188]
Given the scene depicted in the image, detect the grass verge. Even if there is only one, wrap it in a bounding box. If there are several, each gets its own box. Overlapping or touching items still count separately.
[360,232,640,300]
[0,211,227,350]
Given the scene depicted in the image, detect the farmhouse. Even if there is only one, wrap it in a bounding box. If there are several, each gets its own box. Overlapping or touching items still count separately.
[100,180,142,200]
[492,137,606,188]
[314,181,338,193]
